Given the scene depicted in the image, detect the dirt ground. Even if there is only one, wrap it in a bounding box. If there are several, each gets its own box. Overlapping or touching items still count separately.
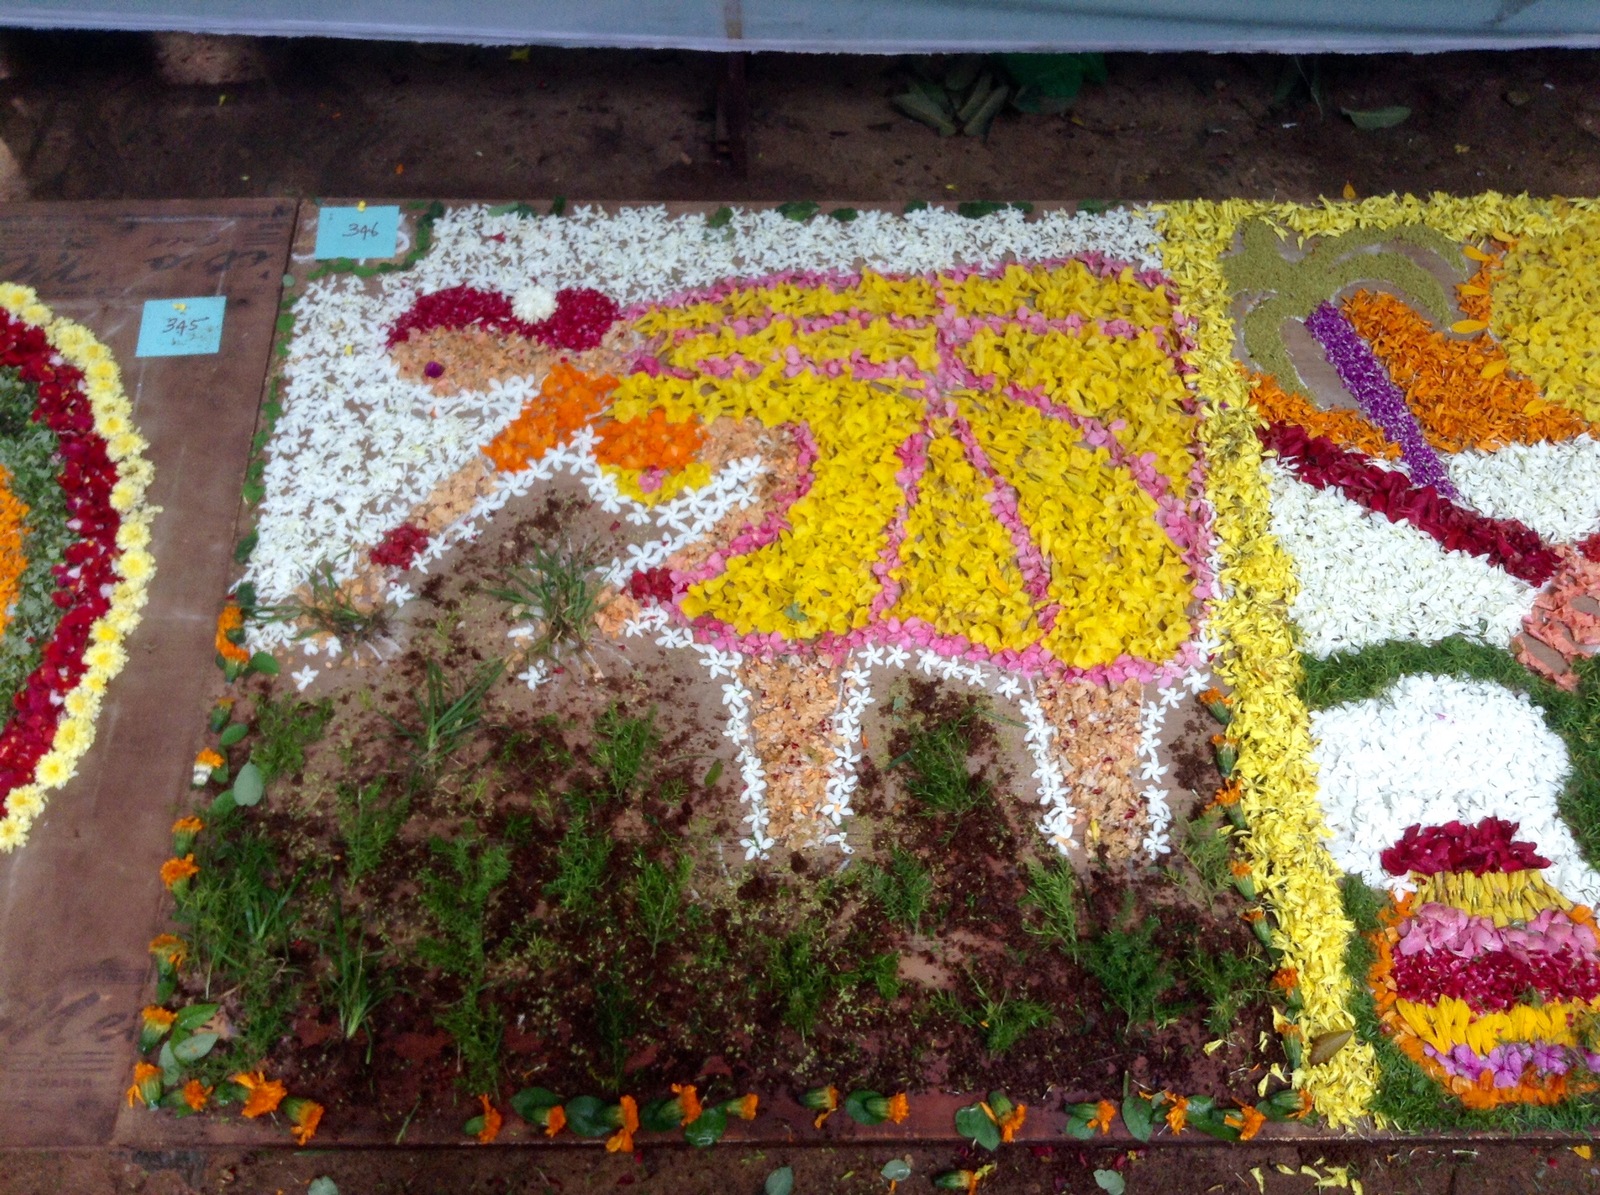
[1,37,1599,204]
[4,29,1600,1195]
[8,1139,1600,1195]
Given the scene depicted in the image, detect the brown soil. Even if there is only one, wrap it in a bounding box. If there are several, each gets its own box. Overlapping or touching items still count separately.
[14,1139,1600,1195]
[5,39,1600,205]
[166,466,1279,1140]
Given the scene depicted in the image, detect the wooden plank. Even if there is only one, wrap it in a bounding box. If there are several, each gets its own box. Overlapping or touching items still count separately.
[0,199,295,1148]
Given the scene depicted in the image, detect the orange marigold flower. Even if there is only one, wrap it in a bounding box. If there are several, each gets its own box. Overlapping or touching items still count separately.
[287,1097,324,1146]
[160,854,199,889]
[671,1083,702,1125]
[997,1102,1026,1143]
[141,1005,176,1030]
[232,1071,287,1118]
[182,1079,212,1112]
[1271,968,1299,991]
[193,749,224,771]
[605,1095,639,1153]
[1209,782,1241,807]
[885,1093,909,1124]
[1163,1094,1188,1134]
[1087,1099,1116,1134]
[1229,860,1253,877]
[149,933,187,967]
[735,1093,759,1121]
[1242,908,1265,923]
[125,1061,162,1108]
[475,1094,501,1144]
[1225,1105,1267,1142]
[808,1084,840,1129]
[214,605,249,664]
[544,1104,567,1138]
[1290,1090,1315,1120]
[172,815,205,834]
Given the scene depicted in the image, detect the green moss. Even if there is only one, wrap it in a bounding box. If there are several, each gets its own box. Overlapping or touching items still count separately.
[1224,218,1465,399]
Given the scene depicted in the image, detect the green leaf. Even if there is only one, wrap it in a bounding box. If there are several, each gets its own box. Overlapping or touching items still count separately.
[1063,1112,1098,1140]
[957,201,1007,219]
[510,1086,564,1121]
[563,1094,613,1138]
[232,761,265,807]
[219,722,249,748]
[962,85,1010,138]
[702,759,723,790]
[706,205,734,230]
[684,1104,728,1147]
[235,581,257,610]
[209,790,237,817]
[207,705,232,733]
[892,91,958,136]
[550,196,567,216]
[843,1089,884,1125]
[462,1114,486,1136]
[1341,105,1411,129]
[174,1003,219,1032]
[307,1180,338,1195]
[242,480,265,505]
[1002,52,1105,98]
[172,1032,218,1063]
[1094,1170,1126,1195]
[881,1159,912,1181]
[248,652,280,676]
[642,1096,684,1133]
[954,1102,1001,1151]
[777,201,820,222]
[233,528,258,564]
[1121,1075,1154,1143]
[764,1166,795,1195]
[829,207,859,223]
[903,200,930,213]
[157,1040,182,1086]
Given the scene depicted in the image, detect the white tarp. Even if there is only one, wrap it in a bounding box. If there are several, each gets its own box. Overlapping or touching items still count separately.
[1,0,1598,53]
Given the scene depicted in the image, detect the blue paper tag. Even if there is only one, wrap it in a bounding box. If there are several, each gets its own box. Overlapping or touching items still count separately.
[135,297,227,357]
[314,205,401,260]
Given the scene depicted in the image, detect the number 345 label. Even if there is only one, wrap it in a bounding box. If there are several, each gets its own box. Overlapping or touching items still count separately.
[136,297,227,358]
[313,205,401,261]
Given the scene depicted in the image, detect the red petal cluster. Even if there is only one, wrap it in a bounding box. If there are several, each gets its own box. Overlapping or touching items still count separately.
[1393,945,1600,1013]
[0,310,124,808]
[369,522,431,570]
[625,567,679,604]
[386,285,619,353]
[1259,421,1561,586]
[1380,817,1551,877]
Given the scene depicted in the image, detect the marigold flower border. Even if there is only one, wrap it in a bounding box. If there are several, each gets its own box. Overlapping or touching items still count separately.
[1158,192,1600,1126]
[0,283,156,851]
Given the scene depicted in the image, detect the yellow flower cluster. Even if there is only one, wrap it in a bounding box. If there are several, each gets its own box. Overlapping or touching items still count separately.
[618,266,1197,666]
[1412,869,1572,925]
[1160,201,1378,1126]
[1483,210,1600,422]
[0,284,157,852]
[1160,191,1600,1125]
[1396,996,1598,1056]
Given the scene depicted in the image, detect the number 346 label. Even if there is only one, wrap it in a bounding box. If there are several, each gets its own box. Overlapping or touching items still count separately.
[136,297,227,357]
[313,205,400,261]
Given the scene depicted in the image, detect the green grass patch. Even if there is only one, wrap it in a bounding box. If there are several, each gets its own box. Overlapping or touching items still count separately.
[1083,895,1183,1031]
[864,846,933,934]
[250,692,334,783]
[899,709,990,820]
